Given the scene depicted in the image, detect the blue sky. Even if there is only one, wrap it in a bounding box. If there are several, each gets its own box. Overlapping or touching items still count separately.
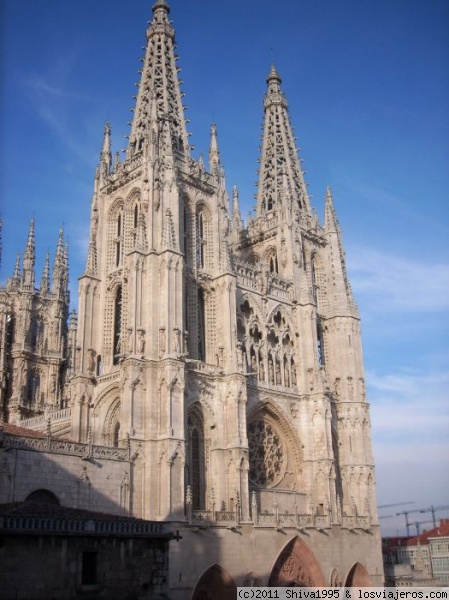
[1,0,448,535]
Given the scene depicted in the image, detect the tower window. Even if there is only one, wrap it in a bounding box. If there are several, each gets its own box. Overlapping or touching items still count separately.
[196,211,205,269]
[113,286,122,364]
[188,412,205,510]
[317,324,325,366]
[197,288,206,362]
[115,213,123,267]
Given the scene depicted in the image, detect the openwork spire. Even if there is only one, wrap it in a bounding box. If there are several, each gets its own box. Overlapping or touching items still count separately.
[40,252,50,294]
[323,187,357,315]
[127,0,189,159]
[209,123,220,178]
[256,65,310,217]
[22,218,35,290]
[100,122,112,177]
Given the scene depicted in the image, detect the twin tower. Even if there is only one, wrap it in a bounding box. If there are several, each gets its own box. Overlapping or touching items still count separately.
[0,0,382,590]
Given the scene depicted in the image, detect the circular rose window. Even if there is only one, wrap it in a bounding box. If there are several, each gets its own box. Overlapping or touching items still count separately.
[248,418,286,487]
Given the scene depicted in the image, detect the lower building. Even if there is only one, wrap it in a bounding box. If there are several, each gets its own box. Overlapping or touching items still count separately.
[382,521,449,587]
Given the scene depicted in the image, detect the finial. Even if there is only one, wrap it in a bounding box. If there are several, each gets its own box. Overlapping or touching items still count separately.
[152,0,170,14]
[267,63,281,84]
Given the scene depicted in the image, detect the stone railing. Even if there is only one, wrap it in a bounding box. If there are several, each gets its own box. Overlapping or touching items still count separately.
[191,510,214,524]
[255,512,335,529]
[20,407,72,430]
[341,515,370,529]
[123,152,143,173]
[1,431,128,462]
[185,360,221,375]
[215,511,236,523]
[268,274,292,301]
[0,515,163,536]
[234,261,259,292]
[186,506,371,530]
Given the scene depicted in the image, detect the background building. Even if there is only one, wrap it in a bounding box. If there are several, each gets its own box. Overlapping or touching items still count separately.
[383,520,449,587]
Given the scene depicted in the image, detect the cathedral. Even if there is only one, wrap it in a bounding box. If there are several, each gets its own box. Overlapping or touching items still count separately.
[0,0,383,597]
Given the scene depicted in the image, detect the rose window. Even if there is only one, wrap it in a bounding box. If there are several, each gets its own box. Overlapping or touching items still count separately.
[248,419,285,487]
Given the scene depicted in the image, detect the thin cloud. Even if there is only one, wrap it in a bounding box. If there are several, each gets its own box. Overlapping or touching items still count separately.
[348,248,449,312]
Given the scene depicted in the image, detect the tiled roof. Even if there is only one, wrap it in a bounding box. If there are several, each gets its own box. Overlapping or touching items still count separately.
[0,423,46,438]
[0,501,152,523]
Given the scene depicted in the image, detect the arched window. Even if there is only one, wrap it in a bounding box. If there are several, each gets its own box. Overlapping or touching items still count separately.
[196,211,205,269]
[317,322,325,366]
[197,288,206,361]
[133,204,139,229]
[112,422,120,447]
[30,318,39,351]
[96,355,102,376]
[27,369,40,404]
[113,286,122,364]
[188,412,205,510]
[115,212,123,267]
[267,249,279,274]
[25,489,60,505]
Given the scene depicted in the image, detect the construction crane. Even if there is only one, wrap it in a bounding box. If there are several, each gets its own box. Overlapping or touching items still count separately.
[411,519,437,535]
[378,501,414,510]
[396,504,449,536]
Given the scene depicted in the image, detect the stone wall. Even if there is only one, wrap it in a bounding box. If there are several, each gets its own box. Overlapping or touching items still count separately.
[0,534,168,600]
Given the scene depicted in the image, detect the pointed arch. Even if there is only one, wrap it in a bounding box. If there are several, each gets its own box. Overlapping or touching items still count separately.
[264,246,279,274]
[107,198,125,270]
[187,403,206,510]
[103,396,121,447]
[192,564,237,600]
[344,563,372,587]
[269,536,325,586]
[195,201,213,271]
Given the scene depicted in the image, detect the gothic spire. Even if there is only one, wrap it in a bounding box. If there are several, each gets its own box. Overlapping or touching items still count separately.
[100,122,112,177]
[51,227,64,295]
[323,187,358,315]
[256,65,311,218]
[63,240,70,302]
[209,123,220,178]
[22,218,35,290]
[13,253,21,283]
[231,186,242,245]
[127,0,189,160]
[40,252,50,294]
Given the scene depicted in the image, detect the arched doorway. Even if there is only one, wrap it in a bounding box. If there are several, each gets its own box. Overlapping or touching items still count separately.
[269,537,325,587]
[345,563,372,587]
[192,564,236,600]
[25,489,60,505]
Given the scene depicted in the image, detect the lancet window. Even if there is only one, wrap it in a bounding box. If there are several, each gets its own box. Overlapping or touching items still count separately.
[266,248,279,274]
[197,288,206,362]
[188,410,205,510]
[113,286,122,365]
[115,213,123,267]
[27,368,41,405]
[195,205,212,271]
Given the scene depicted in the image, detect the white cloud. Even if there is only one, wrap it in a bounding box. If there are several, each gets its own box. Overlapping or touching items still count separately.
[368,368,449,530]
[347,247,449,312]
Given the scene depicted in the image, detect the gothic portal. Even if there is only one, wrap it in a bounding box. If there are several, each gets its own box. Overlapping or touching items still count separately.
[0,0,383,596]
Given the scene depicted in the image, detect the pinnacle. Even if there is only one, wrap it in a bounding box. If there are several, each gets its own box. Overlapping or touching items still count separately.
[152,0,170,14]
[267,63,281,84]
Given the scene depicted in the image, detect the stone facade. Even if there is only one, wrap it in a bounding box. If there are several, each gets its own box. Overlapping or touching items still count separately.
[0,0,384,596]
